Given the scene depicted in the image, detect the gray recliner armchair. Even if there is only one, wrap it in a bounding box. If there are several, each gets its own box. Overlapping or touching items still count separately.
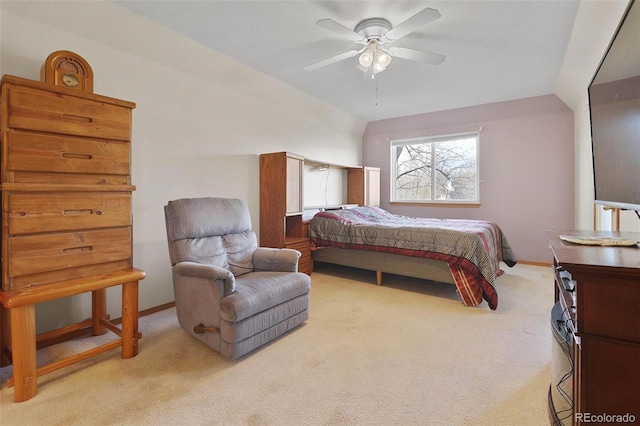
[164,197,311,360]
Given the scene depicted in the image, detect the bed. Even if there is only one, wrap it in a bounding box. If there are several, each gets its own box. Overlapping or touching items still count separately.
[307,206,517,310]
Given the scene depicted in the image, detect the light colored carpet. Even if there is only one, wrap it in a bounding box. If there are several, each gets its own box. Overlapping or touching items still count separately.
[1,263,553,426]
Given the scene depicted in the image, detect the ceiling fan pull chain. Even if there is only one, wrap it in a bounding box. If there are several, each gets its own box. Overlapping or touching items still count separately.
[375,75,379,106]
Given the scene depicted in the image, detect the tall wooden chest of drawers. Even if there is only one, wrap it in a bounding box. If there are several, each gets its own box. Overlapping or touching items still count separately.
[0,74,136,291]
[1,61,145,403]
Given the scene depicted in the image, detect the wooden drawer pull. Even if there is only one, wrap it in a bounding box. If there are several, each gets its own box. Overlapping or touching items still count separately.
[61,152,93,160]
[61,114,93,123]
[62,209,94,216]
[62,246,93,254]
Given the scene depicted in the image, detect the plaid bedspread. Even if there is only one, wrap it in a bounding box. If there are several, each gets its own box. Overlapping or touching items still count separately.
[309,206,517,310]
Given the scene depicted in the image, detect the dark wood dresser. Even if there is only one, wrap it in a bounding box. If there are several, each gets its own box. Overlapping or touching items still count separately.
[546,230,640,425]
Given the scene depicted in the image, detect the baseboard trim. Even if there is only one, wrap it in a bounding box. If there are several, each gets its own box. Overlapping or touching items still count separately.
[139,301,176,317]
[517,260,552,267]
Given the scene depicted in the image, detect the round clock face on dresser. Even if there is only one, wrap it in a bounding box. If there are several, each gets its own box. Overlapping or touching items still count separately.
[61,73,79,88]
[42,50,94,93]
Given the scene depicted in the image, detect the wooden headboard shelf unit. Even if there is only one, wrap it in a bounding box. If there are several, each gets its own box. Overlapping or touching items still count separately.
[260,151,380,275]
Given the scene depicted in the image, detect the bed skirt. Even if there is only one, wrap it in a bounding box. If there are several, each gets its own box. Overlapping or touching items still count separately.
[311,247,455,286]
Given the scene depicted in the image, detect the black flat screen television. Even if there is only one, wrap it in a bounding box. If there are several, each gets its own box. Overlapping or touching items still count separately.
[588,0,640,211]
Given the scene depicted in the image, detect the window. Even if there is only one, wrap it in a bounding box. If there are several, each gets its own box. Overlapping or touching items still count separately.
[391,132,479,204]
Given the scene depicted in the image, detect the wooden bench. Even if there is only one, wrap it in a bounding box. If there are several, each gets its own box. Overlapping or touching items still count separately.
[0,268,145,402]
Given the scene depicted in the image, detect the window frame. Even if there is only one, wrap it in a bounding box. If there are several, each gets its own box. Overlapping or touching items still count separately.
[390,131,481,206]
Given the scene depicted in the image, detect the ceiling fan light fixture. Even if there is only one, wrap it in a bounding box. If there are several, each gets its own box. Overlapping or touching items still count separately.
[372,61,387,74]
[359,41,392,73]
[376,50,392,68]
[359,45,375,67]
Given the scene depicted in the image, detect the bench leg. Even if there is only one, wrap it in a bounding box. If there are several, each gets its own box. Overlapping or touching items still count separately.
[92,288,107,336]
[1,304,11,367]
[10,304,37,402]
[121,281,139,359]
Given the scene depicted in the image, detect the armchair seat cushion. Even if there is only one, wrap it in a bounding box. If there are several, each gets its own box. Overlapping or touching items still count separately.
[220,271,311,323]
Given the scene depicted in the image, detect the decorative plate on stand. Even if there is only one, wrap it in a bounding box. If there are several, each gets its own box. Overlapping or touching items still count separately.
[559,235,639,247]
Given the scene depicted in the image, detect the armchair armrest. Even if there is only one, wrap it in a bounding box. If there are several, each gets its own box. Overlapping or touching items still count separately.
[173,261,236,295]
[253,247,301,272]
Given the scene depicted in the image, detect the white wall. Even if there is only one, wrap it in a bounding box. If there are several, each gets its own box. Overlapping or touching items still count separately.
[555,0,638,232]
[0,2,365,332]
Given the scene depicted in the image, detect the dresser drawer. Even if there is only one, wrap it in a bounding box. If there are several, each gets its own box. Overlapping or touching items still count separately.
[7,86,131,141]
[285,238,312,274]
[285,238,311,253]
[6,130,130,180]
[7,192,131,235]
[7,227,132,278]
[298,257,313,275]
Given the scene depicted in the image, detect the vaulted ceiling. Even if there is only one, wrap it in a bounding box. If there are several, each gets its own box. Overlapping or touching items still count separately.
[113,1,580,122]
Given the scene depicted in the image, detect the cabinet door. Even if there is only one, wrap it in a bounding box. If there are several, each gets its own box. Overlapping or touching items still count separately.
[349,167,380,206]
[365,167,380,207]
[286,155,303,214]
[579,336,640,419]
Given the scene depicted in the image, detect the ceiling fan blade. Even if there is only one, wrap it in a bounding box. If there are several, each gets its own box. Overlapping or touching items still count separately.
[304,49,361,71]
[383,7,441,42]
[388,47,446,65]
[316,19,366,43]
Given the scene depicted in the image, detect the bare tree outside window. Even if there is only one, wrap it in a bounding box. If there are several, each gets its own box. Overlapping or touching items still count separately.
[392,133,479,202]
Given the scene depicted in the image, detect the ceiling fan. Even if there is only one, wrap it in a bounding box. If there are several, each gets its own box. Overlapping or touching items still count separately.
[304,7,446,75]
